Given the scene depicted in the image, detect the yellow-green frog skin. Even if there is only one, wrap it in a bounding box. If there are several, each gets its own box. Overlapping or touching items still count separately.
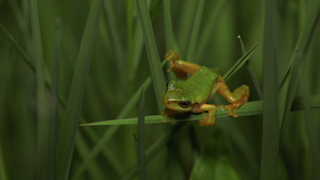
[162,50,250,126]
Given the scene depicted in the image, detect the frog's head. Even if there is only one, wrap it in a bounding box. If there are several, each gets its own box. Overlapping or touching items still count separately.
[162,80,193,112]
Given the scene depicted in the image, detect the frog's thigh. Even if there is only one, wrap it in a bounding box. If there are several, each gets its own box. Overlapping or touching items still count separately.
[173,60,201,75]
[193,104,217,126]
[216,76,249,103]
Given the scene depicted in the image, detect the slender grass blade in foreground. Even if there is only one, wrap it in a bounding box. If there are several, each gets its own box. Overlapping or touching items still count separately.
[223,39,261,81]
[238,36,263,99]
[80,95,320,125]
[136,0,166,112]
[56,0,103,179]
[30,0,51,179]
[261,0,279,179]
[137,88,146,179]
[81,101,263,126]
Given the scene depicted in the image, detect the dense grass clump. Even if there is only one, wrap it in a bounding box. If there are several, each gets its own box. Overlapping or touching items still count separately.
[0,0,319,179]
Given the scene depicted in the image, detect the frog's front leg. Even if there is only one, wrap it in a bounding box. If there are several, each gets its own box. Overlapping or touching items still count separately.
[165,50,201,79]
[161,108,179,124]
[192,104,217,126]
[216,76,250,117]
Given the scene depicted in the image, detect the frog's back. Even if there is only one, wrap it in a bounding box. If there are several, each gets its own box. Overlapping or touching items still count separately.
[182,66,219,103]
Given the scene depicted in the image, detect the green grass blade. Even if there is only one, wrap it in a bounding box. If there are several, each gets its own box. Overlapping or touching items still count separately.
[136,0,166,112]
[30,0,51,179]
[1,10,118,180]
[80,80,320,127]
[72,60,167,179]
[163,0,179,51]
[85,93,320,126]
[137,88,146,179]
[238,36,263,99]
[221,121,260,179]
[0,23,35,72]
[260,0,279,179]
[300,80,320,179]
[130,0,152,77]
[2,19,125,178]
[278,0,320,90]
[186,0,205,62]
[176,0,198,57]
[195,0,230,64]
[223,39,261,81]
[47,17,61,180]
[104,0,127,88]
[55,0,103,179]
[279,0,320,141]
[162,0,180,81]
[119,122,186,180]
[0,141,9,180]
[127,0,134,76]
[149,0,162,20]
[75,133,106,179]
[70,126,120,180]
[77,123,124,175]
[131,20,144,76]
[81,101,263,126]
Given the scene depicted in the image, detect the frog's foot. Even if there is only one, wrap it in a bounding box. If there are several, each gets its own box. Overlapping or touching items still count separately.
[164,50,180,72]
[161,108,178,124]
[199,118,216,126]
[198,112,216,126]
[216,79,250,118]
[164,50,188,79]
[218,85,250,118]
[217,104,240,118]
[164,50,180,62]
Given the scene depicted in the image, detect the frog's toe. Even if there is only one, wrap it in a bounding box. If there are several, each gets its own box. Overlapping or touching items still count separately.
[233,108,239,117]
[198,118,215,126]
[229,109,238,118]
[164,50,175,58]
[165,50,179,61]
[221,104,240,118]
[161,112,168,124]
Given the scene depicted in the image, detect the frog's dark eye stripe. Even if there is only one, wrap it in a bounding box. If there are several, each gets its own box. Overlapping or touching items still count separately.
[179,101,190,108]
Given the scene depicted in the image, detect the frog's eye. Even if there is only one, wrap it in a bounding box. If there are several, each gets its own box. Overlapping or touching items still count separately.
[179,101,190,108]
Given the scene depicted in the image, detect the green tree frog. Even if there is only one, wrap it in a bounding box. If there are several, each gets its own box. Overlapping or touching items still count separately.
[162,50,250,126]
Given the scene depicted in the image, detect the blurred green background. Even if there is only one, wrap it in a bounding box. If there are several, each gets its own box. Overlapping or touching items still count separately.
[0,0,319,179]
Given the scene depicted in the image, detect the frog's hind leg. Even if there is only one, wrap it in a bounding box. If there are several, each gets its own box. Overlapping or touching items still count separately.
[216,75,250,117]
[165,50,201,79]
